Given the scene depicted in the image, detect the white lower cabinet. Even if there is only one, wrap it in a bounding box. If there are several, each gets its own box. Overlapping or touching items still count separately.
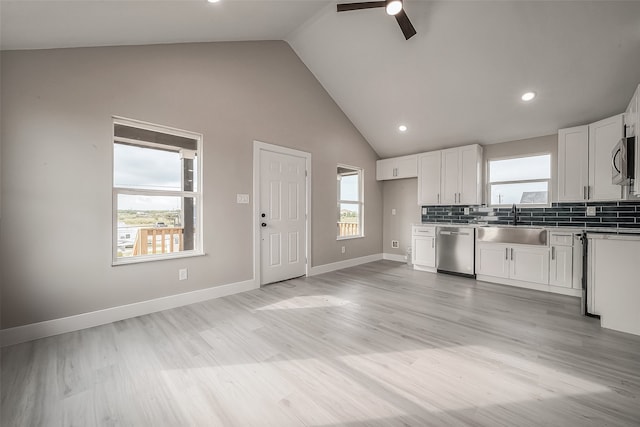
[476,243,549,285]
[549,245,573,288]
[476,243,510,278]
[509,246,549,285]
[412,225,436,271]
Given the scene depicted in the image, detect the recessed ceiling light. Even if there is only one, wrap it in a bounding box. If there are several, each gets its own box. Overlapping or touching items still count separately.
[398,125,408,132]
[207,0,220,3]
[521,91,536,101]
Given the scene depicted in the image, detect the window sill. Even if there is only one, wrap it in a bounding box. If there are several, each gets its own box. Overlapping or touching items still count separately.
[337,235,365,241]
[112,251,206,266]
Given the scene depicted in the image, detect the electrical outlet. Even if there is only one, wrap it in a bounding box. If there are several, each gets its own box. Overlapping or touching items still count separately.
[464,207,470,215]
[341,246,346,254]
[391,208,396,215]
[179,268,188,281]
[586,206,596,216]
[391,240,399,248]
[422,207,427,215]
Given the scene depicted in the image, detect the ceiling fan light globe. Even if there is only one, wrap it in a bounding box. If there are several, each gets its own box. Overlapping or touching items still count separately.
[386,0,402,15]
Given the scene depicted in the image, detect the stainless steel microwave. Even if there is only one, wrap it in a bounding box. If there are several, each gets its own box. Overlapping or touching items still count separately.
[612,136,635,185]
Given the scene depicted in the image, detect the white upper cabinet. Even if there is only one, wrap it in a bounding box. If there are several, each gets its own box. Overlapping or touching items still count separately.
[626,84,640,196]
[417,151,441,204]
[376,154,418,180]
[558,125,589,201]
[418,144,483,205]
[588,114,624,200]
[558,114,623,202]
[458,145,483,205]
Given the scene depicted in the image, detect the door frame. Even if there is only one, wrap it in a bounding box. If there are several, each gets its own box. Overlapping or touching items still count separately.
[253,141,311,286]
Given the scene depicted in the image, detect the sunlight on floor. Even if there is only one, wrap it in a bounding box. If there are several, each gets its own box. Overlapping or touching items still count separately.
[160,345,611,425]
[255,295,355,311]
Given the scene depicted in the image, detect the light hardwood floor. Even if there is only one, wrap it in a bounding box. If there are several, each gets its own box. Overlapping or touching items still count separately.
[2,260,640,426]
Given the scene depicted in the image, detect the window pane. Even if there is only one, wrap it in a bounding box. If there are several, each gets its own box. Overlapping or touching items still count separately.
[338,203,360,237]
[114,144,181,190]
[339,174,359,201]
[490,181,549,205]
[116,194,197,258]
[489,154,551,182]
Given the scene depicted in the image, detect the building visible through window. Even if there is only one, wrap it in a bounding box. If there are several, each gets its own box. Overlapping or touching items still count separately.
[488,154,551,206]
[113,118,202,263]
[337,165,363,238]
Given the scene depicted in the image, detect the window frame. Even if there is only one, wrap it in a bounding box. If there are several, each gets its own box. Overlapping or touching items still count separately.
[486,152,552,207]
[112,116,204,265]
[337,164,364,240]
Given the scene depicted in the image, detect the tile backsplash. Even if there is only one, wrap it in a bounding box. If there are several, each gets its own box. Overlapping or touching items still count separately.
[421,201,640,229]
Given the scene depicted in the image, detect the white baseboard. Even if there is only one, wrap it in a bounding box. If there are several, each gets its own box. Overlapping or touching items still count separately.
[382,253,406,263]
[310,253,383,276]
[0,279,258,347]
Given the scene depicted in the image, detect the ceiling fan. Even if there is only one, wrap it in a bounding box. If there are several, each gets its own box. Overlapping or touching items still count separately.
[337,0,416,40]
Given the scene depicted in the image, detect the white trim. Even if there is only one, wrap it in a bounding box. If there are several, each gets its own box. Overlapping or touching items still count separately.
[476,274,581,297]
[310,253,382,276]
[383,253,407,262]
[0,279,258,347]
[253,141,312,286]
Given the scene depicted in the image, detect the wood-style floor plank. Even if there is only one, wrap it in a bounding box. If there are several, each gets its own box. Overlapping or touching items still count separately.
[2,260,640,426]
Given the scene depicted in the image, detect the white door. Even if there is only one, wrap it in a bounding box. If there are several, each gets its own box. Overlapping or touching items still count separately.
[260,149,307,285]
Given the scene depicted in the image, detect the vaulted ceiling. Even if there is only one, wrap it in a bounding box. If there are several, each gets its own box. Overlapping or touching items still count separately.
[2,1,640,158]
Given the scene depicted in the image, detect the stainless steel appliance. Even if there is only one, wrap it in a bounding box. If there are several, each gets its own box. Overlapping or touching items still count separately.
[436,226,475,277]
[611,136,635,185]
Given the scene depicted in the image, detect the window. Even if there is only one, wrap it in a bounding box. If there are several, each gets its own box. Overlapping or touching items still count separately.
[113,117,203,264]
[337,165,363,239]
[488,154,551,206]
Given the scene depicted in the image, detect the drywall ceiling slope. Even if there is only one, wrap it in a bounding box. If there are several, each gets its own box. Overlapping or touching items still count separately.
[0,0,330,50]
[288,1,640,158]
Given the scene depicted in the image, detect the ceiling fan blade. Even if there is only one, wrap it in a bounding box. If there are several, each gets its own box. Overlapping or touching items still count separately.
[337,2,386,12]
[395,9,416,40]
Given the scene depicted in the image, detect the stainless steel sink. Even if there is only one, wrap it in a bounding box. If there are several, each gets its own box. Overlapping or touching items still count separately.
[476,226,548,246]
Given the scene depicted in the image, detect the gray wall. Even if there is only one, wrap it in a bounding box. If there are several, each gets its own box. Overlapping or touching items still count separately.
[0,41,383,329]
[382,178,421,257]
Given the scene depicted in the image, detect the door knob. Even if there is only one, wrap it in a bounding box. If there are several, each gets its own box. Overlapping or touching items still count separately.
[261,222,267,227]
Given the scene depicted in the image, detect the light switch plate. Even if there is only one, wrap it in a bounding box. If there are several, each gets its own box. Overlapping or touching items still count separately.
[237,194,249,204]
[422,207,427,215]
[391,208,396,215]
[586,206,596,216]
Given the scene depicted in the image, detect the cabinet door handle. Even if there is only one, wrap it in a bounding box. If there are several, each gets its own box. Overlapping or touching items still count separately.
[437,193,440,204]
[505,247,509,260]
[393,167,398,177]
[583,186,587,200]
[510,248,514,260]
[551,246,555,260]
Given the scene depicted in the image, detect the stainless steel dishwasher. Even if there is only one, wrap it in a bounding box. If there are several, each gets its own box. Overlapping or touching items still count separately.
[436,226,475,277]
